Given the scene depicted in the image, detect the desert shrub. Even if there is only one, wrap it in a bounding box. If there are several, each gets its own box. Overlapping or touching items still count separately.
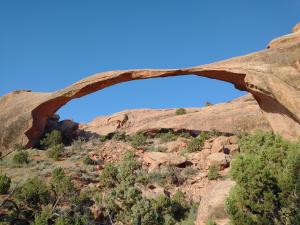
[54,216,72,225]
[117,151,142,185]
[178,130,192,138]
[226,132,300,225]
[204,101,213,107]
[171,191,190,220]
[186,138,201,153]
[51,167,74,196]
[14,143,26,151]
[130,132,147,148]
[32,205,52,225]
[135,170,149,185]
[40,130,62,148]
[112,131,127,141]
[176,108,186,115]
[83,155,94,165]
[53,213,90,225]
[71,137,85,152]
[70,192,94,224]
[131,198,159,225]
[205,218,217,225]
[160,166,185,186]
[99,134,109,142]
[151,192,192,224]
[152,194,173,222]
[158,131,178,143]
[47,144,64,160]
[15,177,50,209]
[207,129,222,137]
[207,163,220,180]
[237,130,286,155]
[180,203,199,225]
[100,153,196,224]
[71,192,93,207]
[12,150,29,164]
[0,174,11,194]
[99,163,118,188]
[186,132,209,153]
[146,171,166,186]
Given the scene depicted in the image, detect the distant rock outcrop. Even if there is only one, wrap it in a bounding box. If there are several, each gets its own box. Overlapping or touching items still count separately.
[0,23,299,152]
[82,94,271,136]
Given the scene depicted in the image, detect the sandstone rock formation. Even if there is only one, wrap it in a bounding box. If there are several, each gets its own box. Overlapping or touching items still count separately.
[195,179,235,225]
[0,23,299,151]
[143,152,187,171]
[82,94,271,136]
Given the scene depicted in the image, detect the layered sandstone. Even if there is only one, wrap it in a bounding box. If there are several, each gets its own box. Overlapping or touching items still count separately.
[0,23,299,151]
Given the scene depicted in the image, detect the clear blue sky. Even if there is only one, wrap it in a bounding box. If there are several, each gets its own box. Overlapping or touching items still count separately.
[1,1,299,123]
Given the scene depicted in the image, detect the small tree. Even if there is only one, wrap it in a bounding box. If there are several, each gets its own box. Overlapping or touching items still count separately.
[13,150,29,164]
[176,108,186,115]
[158,131,177,143]
[226,132,300,225]
[207,163,220,180]
[71,137,85,152]
[0,174,11,194]
[15,177,50,209]
[100,163,118,188]
[32,205,52,225]
[112,131,127,141]
[130,133,147,148]
[99,135,109,142]
[186,132,208,153]
[40,130,62,148]
[83,155,94,165]
[51,167,74,197]
[205,219,217,225]
[54,216,72,225]
[47,144,64,160]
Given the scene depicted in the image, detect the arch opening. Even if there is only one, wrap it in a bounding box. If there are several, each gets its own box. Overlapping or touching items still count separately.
[57,75,246,123]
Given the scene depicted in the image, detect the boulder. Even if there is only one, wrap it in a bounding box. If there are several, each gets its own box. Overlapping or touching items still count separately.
[207,153,232,170]
[196,179,235,225]
[163,139,188,152]
[187,148,211,170]
[143,152,187,171]
[224,144,240,156]
[228,135,238,144]
[210,136,229,153]
[203,141,212,149]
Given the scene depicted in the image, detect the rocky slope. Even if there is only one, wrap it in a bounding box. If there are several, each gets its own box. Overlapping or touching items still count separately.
[0,126,240,225]
[1,22,300,152]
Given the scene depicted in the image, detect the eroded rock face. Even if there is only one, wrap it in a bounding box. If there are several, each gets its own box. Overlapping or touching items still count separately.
[0,23,300,151]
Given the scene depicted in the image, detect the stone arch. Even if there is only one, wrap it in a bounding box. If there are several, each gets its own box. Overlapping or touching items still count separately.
[0,23,299,150]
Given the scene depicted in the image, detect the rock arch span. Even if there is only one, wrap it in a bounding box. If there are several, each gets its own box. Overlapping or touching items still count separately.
[0,23,300,150]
